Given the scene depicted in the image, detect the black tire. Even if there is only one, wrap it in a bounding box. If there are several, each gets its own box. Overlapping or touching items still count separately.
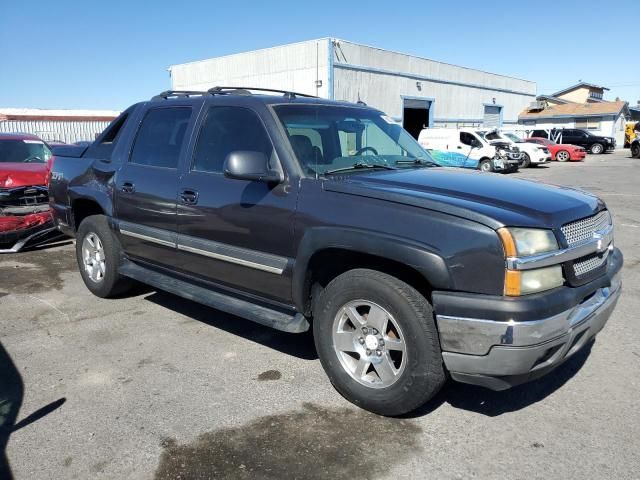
[631,143,640,158]
[590,143,604,154]
[76,215,132,298]
[479,158,492,172]
[313,269,446,416]
[556,150,570,162]
[520,152,531,168]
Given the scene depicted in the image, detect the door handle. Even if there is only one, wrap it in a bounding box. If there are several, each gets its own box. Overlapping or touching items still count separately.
[121,182,135,193]
[180,189,199,205]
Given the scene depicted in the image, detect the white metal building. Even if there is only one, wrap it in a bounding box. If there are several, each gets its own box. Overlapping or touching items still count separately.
[0,108,120,144]
[169,38,537,138]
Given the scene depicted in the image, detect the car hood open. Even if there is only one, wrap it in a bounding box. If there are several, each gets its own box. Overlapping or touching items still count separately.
[323,168,604,229]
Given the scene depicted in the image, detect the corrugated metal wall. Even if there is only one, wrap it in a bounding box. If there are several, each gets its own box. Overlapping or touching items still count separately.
[170,39,330,98]
[0,120,111,144]
[332,40,536,124]
[169,38,537,127]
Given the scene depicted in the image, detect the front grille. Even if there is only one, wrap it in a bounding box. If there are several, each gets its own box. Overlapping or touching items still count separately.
[573,249,609,277]
[561,210,611,247]
[0,186,48,208]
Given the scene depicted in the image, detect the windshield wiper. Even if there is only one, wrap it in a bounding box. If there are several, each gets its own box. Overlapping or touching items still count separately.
[324,162,397,175]
[394,158,440,167]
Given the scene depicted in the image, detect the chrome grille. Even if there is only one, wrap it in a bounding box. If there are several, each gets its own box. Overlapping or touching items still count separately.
[561,210,611,247]
[573,249,609,277]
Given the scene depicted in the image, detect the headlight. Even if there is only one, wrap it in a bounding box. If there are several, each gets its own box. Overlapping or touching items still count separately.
[498,227,558,257]
[498,228,564,296]
[505,266,564,296]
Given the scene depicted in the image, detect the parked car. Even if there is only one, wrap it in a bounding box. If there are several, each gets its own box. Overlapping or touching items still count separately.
[418,127,520,172]
[479,130,550,168]
[49,88,623,416]
[0,133,61,252]
[525,137,587,162]
[531,128,615,154]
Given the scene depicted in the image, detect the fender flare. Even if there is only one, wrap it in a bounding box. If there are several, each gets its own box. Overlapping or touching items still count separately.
[68,186,114,227]
[292,227,451,311]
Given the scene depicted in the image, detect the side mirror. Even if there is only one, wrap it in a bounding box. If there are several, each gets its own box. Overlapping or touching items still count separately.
[223,151,284,183]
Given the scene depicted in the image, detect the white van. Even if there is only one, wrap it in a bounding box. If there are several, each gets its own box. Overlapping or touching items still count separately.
[479,130,551,168]
[418,128,520,172]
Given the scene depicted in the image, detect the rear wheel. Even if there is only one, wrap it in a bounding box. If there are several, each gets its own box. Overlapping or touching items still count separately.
[556,150,570,162]
[631,143,640,158]
[590,143,604,154]
[313,269,446,416]
[520,153,531,168]
[76,215,132,298]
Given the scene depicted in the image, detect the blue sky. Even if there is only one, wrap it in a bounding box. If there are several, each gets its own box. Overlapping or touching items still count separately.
[1,0,638,111]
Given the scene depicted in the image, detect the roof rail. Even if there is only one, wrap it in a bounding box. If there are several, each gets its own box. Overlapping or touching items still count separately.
[151,90,207,100]
[207,86,317,99]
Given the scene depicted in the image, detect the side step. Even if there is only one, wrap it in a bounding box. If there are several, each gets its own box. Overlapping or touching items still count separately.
[119,261,310,334]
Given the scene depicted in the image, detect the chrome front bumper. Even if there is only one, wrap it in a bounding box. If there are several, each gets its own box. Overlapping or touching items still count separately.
[436,272,622,390]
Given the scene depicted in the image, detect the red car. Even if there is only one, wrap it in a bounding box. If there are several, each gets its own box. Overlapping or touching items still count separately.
[0,133,60,252]
[525,137,586,162]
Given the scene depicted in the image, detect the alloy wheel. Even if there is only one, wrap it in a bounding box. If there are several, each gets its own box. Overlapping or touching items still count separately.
[332,300,406,388]
[82,232,106,283]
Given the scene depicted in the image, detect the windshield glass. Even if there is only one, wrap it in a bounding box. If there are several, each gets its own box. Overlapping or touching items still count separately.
[273,105,437,175]
[0,139,52,163]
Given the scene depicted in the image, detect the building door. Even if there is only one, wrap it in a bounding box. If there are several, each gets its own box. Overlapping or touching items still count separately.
[483,105,502,128]
[403,98,431,139]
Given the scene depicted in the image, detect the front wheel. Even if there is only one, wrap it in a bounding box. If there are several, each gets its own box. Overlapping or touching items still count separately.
[313,269,446,416]
[556,150,570,162]
[520,153,531,168]
[631,143,640,158]
[590,143,604,154]
[76,215,132,298]
[479,159,492,172]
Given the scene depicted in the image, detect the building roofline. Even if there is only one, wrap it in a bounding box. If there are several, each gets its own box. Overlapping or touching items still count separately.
[169,37,536,87]
[551,82,610,97]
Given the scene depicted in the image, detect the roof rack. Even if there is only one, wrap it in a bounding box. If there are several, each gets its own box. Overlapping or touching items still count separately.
[207,86,317,99]
[151,90,207,100]
[152,87,318,101]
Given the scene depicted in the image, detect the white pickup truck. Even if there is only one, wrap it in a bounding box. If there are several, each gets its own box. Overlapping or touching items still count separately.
[480,130,551,168]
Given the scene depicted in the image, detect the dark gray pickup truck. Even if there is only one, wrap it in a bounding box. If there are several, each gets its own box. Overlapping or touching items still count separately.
[49,88,623,416]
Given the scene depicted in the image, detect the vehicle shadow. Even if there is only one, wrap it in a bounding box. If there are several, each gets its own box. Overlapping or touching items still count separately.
[409,340,594,418]
[144,291,318,361]
[0,342,22,480]
[0,342,67,480]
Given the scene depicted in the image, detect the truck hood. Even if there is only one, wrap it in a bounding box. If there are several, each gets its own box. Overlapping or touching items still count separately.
[0,162,50,188]
[323,168,604,229]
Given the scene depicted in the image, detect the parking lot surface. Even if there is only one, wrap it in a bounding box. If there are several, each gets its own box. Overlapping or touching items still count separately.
[1,151,639,480]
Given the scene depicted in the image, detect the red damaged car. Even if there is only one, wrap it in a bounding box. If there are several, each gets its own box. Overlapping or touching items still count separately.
[0,133,60,252]
[525,137,586,162]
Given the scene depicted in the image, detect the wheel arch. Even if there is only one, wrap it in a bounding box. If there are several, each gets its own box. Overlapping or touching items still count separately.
[70,190,112,231]
[292,227,451,316]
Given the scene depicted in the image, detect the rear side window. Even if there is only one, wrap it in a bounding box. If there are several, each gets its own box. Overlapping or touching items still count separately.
[130,107,191,168]
[192,106,274,173]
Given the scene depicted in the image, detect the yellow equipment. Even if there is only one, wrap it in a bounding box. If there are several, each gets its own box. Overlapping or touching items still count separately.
[625,122,639,147]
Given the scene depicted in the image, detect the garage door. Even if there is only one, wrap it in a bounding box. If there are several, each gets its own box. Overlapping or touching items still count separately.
[483,105,502,128]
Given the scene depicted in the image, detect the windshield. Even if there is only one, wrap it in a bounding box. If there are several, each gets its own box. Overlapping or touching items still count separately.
[274,105,437,175]
[0,139,52,163]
